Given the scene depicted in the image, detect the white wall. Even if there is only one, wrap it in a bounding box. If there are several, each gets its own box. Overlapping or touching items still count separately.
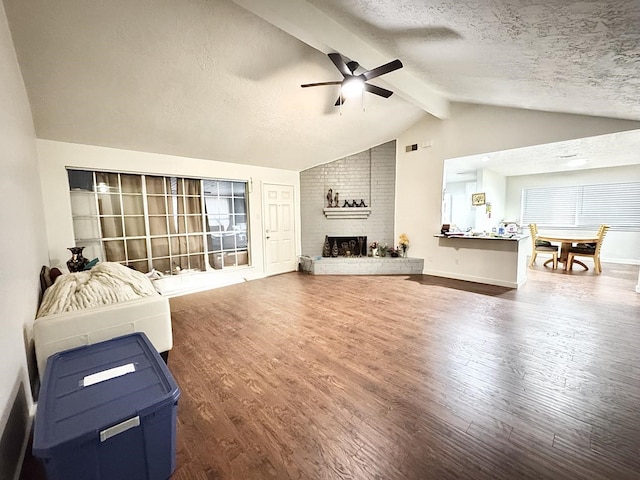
[37,140,301,294]
[395,102,640,278]
[506,164,640,264]
[444,181,476,231]
[0,3,48,478]
[476,168,506,232]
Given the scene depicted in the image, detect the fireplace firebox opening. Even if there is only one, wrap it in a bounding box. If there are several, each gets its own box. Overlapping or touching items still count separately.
[323,236,367,257]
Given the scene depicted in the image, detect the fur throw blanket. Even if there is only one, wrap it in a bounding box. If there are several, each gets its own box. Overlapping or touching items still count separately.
[37,262,158,318]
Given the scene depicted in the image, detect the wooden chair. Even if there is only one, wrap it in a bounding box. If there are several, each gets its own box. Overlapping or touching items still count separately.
[529,223,558,269]
[567,225,609,274]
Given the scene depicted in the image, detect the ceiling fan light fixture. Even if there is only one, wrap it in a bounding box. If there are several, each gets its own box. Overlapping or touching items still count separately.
[301,53,402,107]
[341,76,365,98]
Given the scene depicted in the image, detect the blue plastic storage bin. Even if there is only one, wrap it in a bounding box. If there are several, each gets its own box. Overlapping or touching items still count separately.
[33,332,180,480]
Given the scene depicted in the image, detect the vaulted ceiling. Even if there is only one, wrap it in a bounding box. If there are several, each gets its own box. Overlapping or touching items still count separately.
[4,0,640,171]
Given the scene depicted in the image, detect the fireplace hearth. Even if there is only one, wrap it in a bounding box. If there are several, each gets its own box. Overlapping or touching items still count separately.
[324,236,367,257]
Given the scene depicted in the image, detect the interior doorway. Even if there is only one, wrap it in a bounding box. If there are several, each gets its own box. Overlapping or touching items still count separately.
[262,183,296,276]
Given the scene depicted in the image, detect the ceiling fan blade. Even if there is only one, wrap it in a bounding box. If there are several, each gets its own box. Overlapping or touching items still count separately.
[334,95,346,106]
[301,81,342,88]
[364,83,393,98]
[361,59,403,81]
[328,53,352,78]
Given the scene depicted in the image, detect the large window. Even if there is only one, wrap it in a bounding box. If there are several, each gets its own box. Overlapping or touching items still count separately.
[68,169,249,274]
[521,182,640,231]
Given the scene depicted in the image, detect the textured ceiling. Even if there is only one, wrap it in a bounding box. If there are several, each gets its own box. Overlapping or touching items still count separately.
[445,129,640,183]
[4,0,640,171]
[308,0,640,120]
[3,0,425,171]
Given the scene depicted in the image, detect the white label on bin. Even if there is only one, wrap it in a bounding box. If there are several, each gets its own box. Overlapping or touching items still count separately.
[100,416,140,442]
[82,363,136,387]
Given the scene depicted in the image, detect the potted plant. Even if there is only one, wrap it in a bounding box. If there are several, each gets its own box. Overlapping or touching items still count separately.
[398,233,409,257]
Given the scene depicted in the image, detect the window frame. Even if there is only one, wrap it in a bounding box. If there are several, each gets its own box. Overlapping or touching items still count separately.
[67,169,250,274]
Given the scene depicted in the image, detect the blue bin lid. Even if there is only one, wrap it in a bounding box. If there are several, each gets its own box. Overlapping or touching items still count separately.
[34,332,180,457]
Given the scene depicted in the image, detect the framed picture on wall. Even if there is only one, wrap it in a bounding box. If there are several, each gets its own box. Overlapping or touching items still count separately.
[471,192,486,206]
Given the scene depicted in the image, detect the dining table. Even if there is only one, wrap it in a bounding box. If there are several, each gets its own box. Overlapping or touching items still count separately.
[536,231,600,270]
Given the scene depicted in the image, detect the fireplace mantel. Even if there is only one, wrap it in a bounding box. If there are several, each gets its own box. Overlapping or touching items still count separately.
[323,207,371,219]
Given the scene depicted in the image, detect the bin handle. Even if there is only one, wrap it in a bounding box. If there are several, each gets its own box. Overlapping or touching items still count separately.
[100,416,140,442]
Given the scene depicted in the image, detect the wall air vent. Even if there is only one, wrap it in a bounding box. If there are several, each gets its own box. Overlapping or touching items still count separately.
[405,144,418,152]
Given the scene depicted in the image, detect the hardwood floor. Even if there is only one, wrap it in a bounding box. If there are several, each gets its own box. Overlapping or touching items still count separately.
[21,263,640,479]
[166,263,640,479]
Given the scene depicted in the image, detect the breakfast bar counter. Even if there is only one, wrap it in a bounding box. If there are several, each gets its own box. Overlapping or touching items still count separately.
[432,233,530,288]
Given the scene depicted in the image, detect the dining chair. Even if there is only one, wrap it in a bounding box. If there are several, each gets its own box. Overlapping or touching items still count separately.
[567,225,609,274]
[529,223,558,269]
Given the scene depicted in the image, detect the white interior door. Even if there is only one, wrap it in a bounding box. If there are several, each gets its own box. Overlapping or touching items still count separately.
[263,183,296,276]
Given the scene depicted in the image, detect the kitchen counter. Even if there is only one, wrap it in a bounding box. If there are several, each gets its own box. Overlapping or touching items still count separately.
[431,233,530,288]
[434,233,528,241]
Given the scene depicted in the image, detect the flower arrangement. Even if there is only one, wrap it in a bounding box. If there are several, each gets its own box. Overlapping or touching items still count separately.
[398,233,409,257]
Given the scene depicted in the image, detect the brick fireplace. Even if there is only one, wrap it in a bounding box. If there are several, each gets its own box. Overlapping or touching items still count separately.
[302,234,423,276]
[301,255,424,275]
[299,141,396,258]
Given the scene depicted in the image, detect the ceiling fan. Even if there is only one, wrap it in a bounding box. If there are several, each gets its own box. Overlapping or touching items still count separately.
[301,53,403,106]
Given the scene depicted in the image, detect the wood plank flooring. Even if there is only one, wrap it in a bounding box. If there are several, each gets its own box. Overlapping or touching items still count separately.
[21,263,640,479]
[166,263,640,479]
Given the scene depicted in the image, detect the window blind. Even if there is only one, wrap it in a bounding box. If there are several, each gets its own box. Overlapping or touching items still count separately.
[521,182,640,231]
[522,186,580,227]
